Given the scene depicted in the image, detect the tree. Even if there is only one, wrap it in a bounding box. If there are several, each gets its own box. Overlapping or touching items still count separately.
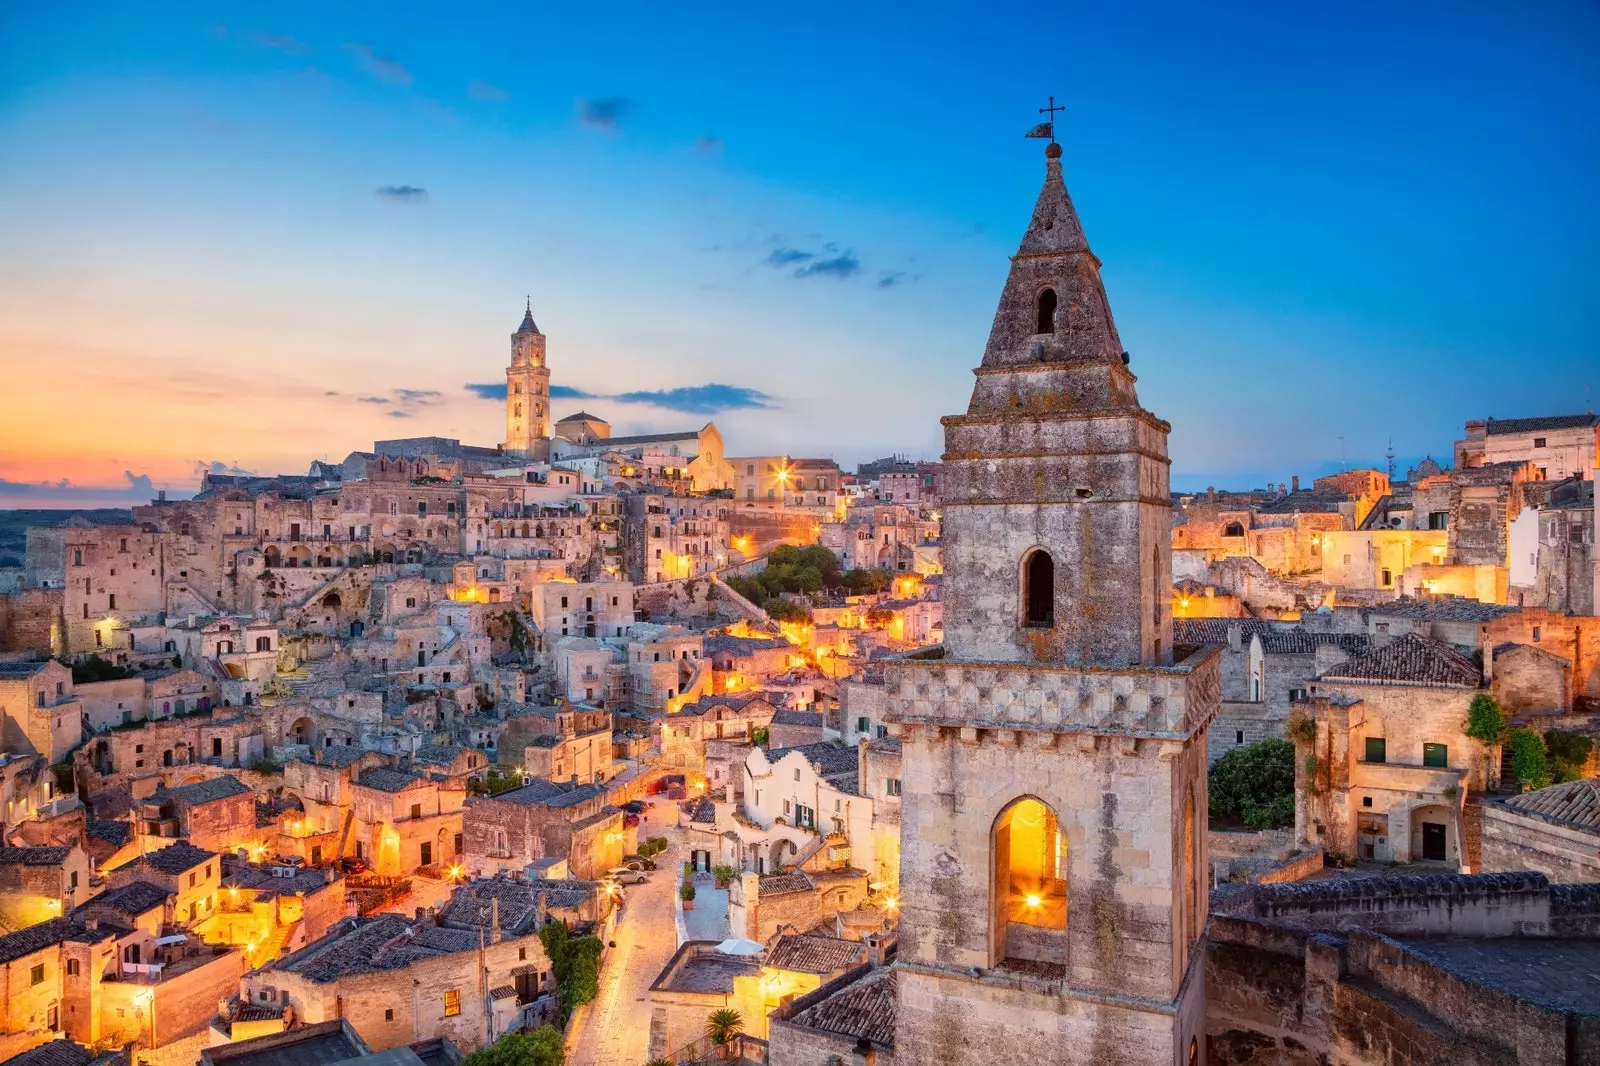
[1463,694,1506,744]
[1506,728,1551,790]
[539,920,604,1023]
[459,1028,564,1066]
[705,1008,744,1051]
[1208,738,1296,830]
[1545,730,1593,783]
[749,726,770,748]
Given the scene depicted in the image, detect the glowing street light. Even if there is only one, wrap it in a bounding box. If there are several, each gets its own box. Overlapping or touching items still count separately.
[1025,894,1043,909]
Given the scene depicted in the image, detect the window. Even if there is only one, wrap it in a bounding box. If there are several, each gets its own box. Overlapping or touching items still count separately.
[443,990,461,1017]
[1423,743,1448,768]
[411,803,422,819]
[1533,437,1547,448]
[1532,626,1542,642]
[519,947,526,961]
[886,778,902,797]
[1362,796,1373,808]
[1022,548,1054,628]
[1035,288,1057,334]
[1235,730,1244,744]
[385,1009,394,1022]
[66,959,79,976]
[1223,521,1245,538]
[1364,737,1387,763]
[189,872,197,887]
[1428,512,1448,530]
[857,716,870,734]
[992,797,1066,965]
[1380,568,1392,587]
[30,964,44,985]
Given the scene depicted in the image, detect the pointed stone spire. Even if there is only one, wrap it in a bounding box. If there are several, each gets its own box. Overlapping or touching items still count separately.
[516,296,541,336]
[980,142,1123,371]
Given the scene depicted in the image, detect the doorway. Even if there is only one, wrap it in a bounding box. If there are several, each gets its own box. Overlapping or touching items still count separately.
[1421,822,1447,862]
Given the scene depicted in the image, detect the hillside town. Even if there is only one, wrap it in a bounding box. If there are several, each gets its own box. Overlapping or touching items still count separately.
[1,144,1597,1066]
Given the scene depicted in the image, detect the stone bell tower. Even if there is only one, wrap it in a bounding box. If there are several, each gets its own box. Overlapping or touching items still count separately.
[504,299,551,461]
[888,139,1218,1065]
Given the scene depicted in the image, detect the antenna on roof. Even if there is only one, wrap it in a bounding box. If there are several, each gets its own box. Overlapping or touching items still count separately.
[1385,438,1395,482]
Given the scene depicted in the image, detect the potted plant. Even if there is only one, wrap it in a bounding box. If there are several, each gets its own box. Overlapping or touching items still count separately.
[712,864,737,889]
[680,881,696,911]
[705,1008,744,1059]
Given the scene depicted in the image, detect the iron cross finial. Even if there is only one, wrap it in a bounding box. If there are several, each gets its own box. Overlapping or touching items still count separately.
[1040,96,1065,143]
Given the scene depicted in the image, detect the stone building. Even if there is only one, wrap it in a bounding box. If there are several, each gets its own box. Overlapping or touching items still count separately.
[881,141,1215,1066]
[1206,873,1600,1064]
[0,660,81,763]
[0,844,92,930]
[1480,779,1600,883]
[460,778,622,880]
[623,492,731,583]
[1455,412,1598,480]
[1294,633,1491,868]
[134,775,258,855]
[1508,473,1594,613]
[503,302,551,461]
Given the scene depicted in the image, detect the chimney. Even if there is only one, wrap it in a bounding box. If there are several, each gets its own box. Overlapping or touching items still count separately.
[1226,624,1242,653]
[1292,475,1300,492]
[491,897,501,944]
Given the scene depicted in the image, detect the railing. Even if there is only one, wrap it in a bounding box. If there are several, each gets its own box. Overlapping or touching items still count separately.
[663,1032,769,1064]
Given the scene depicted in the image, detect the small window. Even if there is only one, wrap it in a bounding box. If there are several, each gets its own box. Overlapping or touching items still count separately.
[411,803,422,819]
[1532,626,1542,642]
[1533,437,1547,448]
[30,964,44,985]
[1423,743,1448,768]
[66,959,79,976]
[1235,730,1244,744]
[1380,568,1392,587]
[1022,548,1055,628]
[385,1008,394,1022]
[1035,288,1057,334]
[443,989,461,1017]
[519,947,526,961]
[1362,796,1373,808]
[1365,737,1387,764]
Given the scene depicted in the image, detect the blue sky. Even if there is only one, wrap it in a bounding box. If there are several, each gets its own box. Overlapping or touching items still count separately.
[1,0,1596,505]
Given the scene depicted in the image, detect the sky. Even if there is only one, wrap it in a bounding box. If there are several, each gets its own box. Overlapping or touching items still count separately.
[1,1,1597,508]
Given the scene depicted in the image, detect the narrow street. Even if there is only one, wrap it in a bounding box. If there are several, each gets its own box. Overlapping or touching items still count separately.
[565,803,685,1066]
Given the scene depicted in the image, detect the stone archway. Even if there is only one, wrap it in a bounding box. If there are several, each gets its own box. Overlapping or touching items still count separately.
[991,795,1067,969]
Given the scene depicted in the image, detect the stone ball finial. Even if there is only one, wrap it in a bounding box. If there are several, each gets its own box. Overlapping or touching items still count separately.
[1045,142,1063,159]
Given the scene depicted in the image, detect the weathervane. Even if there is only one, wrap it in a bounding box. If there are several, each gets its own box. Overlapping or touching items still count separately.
[1026,95,1064,144]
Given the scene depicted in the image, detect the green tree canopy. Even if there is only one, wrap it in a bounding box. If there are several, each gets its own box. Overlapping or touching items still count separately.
[1208,738,1296,830]
[1463,694,1506,744]
[459,1029,564,1066]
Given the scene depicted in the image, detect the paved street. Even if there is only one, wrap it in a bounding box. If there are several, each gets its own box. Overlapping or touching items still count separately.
[566,803,686,1066]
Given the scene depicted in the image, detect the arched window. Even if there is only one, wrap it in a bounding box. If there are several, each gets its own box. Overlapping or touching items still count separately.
[992,797,1067,967]
[1222,521,1245,538]
[1023,549,1054,628]
[1035,288,1057,334]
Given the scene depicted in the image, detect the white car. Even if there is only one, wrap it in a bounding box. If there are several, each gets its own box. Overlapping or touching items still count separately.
[607,867,648,886]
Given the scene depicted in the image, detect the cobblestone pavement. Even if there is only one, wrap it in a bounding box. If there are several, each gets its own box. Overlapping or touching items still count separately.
[566,803,684,1066]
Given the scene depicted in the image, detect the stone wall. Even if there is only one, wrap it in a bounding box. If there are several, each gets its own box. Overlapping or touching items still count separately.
[1480,801,1600,883]
[0,588,61,654]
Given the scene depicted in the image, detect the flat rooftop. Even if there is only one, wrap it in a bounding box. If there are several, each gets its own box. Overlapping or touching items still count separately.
[1393,936,1600,1018]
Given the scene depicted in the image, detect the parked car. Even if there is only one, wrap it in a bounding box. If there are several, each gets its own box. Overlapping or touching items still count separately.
[276,855,306,868]
[622,854,657,871]
[621,799,648,814]
[607,867,648,886]
[337,857,368,875]
[623,813,641,828]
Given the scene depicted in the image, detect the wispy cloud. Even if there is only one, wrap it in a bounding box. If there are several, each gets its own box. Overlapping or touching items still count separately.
[616,384,770,415]
[252,31,309,55]
[347,43,412,85]
[376,185,428,203]
[358,396,390,404]
[395,389,441,404]
[192,460,254,477]
[0,471,164,506]
[388,410,413,419]
[469,80,509,101]
[577,96,636,132]
[766,248,814,268]
[795,250,861,279]
[465,381,761,414]
[878,271,906,288]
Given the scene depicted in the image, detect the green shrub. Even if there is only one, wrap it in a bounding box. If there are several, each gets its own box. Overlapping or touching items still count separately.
[459,1028,564,1066]
[1463,694,1505,744]
[1208,738,1295,829]
[1507,728,1551,790]
[1545,730,1592,783]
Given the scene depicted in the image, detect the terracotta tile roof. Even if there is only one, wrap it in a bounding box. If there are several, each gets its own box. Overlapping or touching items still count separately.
[1501,779,1600,836]
[86,819,132,846]
[785,964,897,1048]
[768,742,858,781]
[356,767,426,793]
[160,775,251,806]
[1484,414,1598,435]
[135,839,216,874]
[4,1040,94,1066]
[84,880,172,918]
[1172,619,1370,656]
[681,796,717,824]
[0,845,72,866]
[766,933,866,975]
[759,871,815,896]
[0,917,81,965]
[1318,633,1481,688]
[492,779,603,808]
[1369,595,1517,622]
[489,985,517,1001]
